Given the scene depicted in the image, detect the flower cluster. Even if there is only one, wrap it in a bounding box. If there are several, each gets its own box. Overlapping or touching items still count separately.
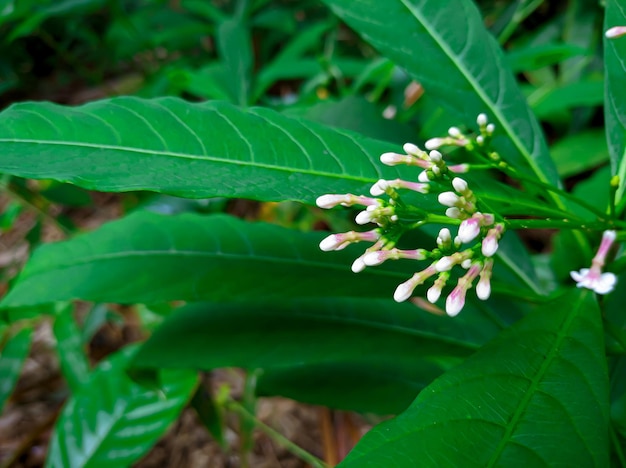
[316,115,506,317]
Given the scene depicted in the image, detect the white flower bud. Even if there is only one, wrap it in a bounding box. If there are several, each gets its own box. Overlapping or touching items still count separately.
[438,191,460,207]
[380,152,411,166]
[476,276,491,300]
[461,258,472,269]
[427,284,442,303]
[486,123,495,135]
[425,138,445,150]
[316,194,348,209]
[476,135,484,145]
[445,288,466,317]
[351,256,366,273]
[428,150,442,163]
[606,26,626,38]
[457,217,481,243]
[319,234,342,252]
[452,177,469,194]
[394,279,415,302]
[477,113,487,126]
[418,171,430,182]
[402,143,421,155]
[435,256,455,272]
[448,127,461,138]
[370,179,389,196]
[445,207,462,219]
[355,210,374,225]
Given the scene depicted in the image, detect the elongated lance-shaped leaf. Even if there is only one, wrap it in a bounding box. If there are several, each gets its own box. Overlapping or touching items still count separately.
[604,1,626,202]
[339,290,609,467]
[132,297,496,414]
[46,345,198,468]
[320,0,560,191]
[0,96,404,204]
[0,326,33,413]
[0,212,422,309]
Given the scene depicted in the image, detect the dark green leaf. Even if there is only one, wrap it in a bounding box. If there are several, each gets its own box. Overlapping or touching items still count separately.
[0,97,406,204]
[0,326,32,412]
[0,212,419,308]
[131,297,495,414]
[320,0,560,189]
[605,0,626,204]
[46,345,198,468]
[551,130,609,178]
[339,290,609,467]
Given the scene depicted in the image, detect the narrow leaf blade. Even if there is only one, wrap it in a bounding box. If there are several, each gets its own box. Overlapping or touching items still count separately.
[0,97,404,204]
[132,297,491,414]
[0,212,416,308]
[321,0,559,188]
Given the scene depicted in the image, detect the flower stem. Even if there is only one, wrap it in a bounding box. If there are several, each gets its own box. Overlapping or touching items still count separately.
[225,399,329,468]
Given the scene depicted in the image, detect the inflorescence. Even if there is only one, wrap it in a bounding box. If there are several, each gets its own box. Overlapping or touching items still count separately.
[316,114,505,317]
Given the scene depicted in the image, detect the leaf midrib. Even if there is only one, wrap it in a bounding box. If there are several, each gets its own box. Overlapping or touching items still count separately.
[0,138,377,184]
[486,299,586,466]
[397,0,557,192]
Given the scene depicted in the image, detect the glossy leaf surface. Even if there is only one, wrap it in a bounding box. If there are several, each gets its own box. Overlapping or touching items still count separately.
[0,212,417,308]
[0,97,403,204]
[132,298,492,414]
[321,0,559,189]
[46,346,198,468]
[605,0,626,202]
[340,290,609,466]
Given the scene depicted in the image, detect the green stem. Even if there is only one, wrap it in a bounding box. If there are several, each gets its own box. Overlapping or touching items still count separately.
[226,399,329,468]
[500,165,610,221]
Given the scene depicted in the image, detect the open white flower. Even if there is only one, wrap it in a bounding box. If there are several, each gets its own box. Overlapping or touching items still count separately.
[570,268,617,294]
[570,230,618,294]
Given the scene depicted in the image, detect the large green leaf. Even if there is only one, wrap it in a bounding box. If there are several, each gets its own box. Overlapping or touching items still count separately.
[0,212,419,308]
[53,307,91,393]
[339,290,609,467]
[604,0,626,203]
[0,96,403,204]
[132,297,496,414]
[0,326,32,413]
[320,0,560,189]
[46,345,198,468]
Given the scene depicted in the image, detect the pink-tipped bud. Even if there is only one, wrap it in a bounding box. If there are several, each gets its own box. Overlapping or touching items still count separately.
[449,164,470,174]
[380,152,412,166]
[457,218,480,243]
[482,224,505,257]
[319,234,346,252]
[445,287,466,317]
[316,194,349,209]
[606,26,626,38]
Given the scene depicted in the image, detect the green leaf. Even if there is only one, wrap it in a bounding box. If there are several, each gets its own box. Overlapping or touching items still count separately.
[551,130,609,178]
[0,96,405,204]
[53,307,91,393]
[132,297,492,414]
[0,212,418,308]
[320,0,560,189]
[605,1,626,204]
[339,290,609,467]
[506,42,590,73]
[0,326,32,412]
[46,345,198,468]
[216,16,253,106]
